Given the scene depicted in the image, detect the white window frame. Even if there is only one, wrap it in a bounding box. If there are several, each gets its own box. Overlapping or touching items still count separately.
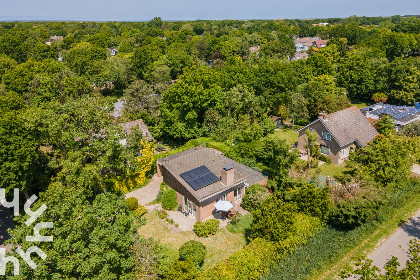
[341,146,350,159]
[234,187,242,201]
[320,145,330,155]
[322,132,331,141]
[217,194,227,201]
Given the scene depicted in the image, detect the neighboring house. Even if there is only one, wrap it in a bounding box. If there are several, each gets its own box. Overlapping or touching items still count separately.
[297,107,378,165]
[45,35,63,45]
[249,46,260,54]
[271,116,283,128]
[361,103,420,131]
[294,37,320,52]
[318,22,329,26]
[312,39,329,48]
[291,52,309,61]
[157,147,268,221]
[119,119,153,145]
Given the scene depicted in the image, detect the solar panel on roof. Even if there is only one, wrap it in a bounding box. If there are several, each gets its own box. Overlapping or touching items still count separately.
[180,165,220,191]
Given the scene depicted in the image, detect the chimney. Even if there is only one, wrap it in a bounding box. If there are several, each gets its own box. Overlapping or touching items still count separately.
[318,111,327,120]
[221,163,235,187]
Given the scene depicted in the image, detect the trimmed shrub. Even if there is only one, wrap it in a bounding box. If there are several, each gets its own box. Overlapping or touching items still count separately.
[205,219,219,235]
[329,198,381,230]
[193,222,207,237]
[193,219,220,237]
[179,240,207,267]
[241,184,270,211]
[162,188,178,210]
[125,197,139,211]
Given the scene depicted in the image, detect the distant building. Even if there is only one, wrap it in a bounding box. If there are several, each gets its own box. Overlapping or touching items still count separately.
[318,22,329,26]
[45,35,63,45]
[297,107,378,165]
[361,103,420,131]
[312,39,329,48]
[119,119,154,144]
[57,52,63,62]
[109,48,118,56]
[294,37,320,52]
[291,52,309,61]
[249,46,260,53]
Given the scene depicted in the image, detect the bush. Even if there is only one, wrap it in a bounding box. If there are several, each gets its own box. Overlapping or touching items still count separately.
[282,183,333,221]
[162,188,178,210]
[203,238,278,280]
[317,154,332,164]
[193,219,220,237]
[125,197,139,211]
[228,212,242,225]
[134,204,147,217]
[241,184,270,211]
[329,198,381,230]
[157,209,168,219]
[179,240,207,267]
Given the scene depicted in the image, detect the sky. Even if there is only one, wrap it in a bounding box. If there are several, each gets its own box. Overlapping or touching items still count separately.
[0,0,419,21]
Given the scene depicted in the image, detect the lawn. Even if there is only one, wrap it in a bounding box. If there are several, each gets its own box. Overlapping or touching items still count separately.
[270,127,299,146]
[310,163,347,179]
[226,213,252,234]
[137,212,247,269]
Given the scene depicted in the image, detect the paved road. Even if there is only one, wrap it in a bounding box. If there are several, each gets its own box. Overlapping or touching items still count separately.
[368,208,420,271]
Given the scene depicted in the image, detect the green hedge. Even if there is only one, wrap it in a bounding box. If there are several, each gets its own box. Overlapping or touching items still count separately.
[193,219,219,237]
[162,188,178,210]
[329,198,381,230]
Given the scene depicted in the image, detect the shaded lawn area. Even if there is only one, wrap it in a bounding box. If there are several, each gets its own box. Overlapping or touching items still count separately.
[137,212,247,269]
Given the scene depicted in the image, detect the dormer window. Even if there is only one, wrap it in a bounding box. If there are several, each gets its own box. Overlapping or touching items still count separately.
[322,132,331,141]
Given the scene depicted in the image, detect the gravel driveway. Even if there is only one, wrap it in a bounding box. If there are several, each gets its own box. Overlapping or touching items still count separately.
[125,174,162,205]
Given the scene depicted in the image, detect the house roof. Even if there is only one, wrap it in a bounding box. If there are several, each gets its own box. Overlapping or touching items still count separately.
[298,106,378,147]
[313,39,329,48]
[157,147,266,205]
[120,119,153,141]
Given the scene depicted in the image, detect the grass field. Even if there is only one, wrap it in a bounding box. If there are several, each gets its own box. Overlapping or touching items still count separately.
[310,163,347,179]
[137,212,247,269]
[270,127,300,146]
[226,213,252,234]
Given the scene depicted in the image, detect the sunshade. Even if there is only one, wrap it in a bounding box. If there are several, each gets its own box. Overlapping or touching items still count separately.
[214,200,233,212]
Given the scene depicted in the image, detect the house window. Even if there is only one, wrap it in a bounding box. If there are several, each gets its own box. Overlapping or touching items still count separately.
[217,194,227,201]
[341,147,350,159]
[320,145,329,155]
[322,132,331,141]
[234,187,242,201]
